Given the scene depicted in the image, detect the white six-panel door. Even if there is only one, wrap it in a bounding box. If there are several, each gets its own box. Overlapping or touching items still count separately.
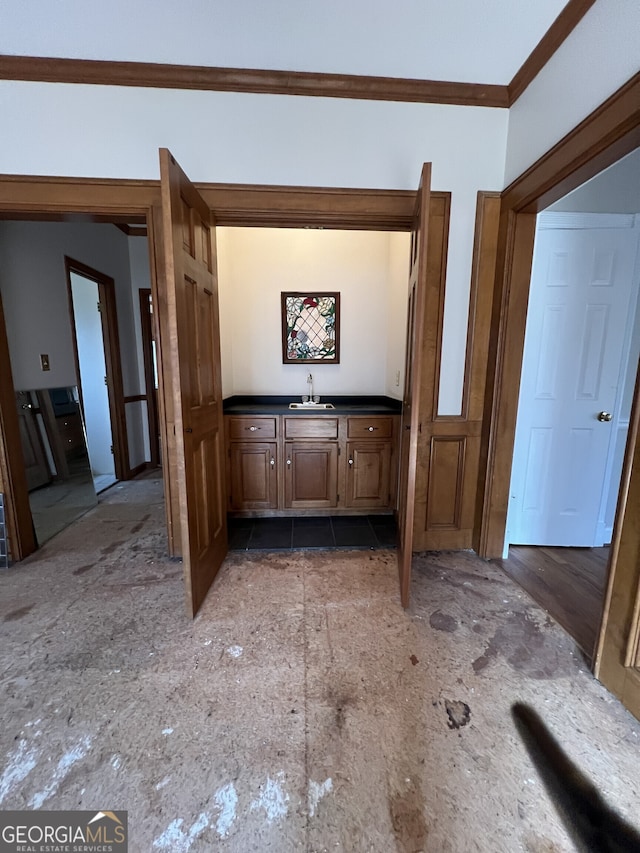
[507,213,640,548]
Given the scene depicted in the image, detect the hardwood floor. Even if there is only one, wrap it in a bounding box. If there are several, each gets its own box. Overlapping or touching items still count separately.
[494,545,610,661]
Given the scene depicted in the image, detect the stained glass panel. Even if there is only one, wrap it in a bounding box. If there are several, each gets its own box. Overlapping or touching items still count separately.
[281,292,340,364]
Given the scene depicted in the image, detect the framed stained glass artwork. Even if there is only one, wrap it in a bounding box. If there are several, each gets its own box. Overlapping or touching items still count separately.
[281,292,340,364]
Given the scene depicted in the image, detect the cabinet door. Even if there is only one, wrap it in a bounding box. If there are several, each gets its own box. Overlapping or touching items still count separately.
[229,442,277,510]
[284,441,338,508]
[346,441,392,508]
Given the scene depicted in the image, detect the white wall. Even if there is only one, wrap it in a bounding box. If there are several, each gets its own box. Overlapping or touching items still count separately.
[217,228,409,398]
[504,0,640,186]
[0,83,508,413]
[0,221,148,468]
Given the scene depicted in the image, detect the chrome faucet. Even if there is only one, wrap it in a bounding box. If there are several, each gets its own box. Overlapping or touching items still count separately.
[307,373,313,400]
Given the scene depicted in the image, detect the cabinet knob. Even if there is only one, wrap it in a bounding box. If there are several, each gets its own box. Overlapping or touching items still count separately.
[270,458,275,467]
[286,458,291,466]
[348,458,354,466]
[246,425,260,431]
[367,426,378,432]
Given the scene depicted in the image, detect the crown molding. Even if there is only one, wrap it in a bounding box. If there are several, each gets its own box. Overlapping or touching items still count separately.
[0,3,601,109]
[0,54,509,107]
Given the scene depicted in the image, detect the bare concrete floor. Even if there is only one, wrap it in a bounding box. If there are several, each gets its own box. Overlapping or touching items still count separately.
[1,474,639,852]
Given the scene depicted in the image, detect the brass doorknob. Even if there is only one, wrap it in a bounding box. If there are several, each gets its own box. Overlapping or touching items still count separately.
[597,411,613,422]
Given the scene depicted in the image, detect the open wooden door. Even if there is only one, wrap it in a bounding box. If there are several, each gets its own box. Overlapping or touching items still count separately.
[397,164,431,608]
[159,149,228,617]
[594,367,640,720]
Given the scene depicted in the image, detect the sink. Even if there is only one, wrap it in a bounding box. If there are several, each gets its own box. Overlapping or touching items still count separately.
[289,402,335,409]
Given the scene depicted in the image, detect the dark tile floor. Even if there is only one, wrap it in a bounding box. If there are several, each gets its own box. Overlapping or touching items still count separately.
[228,514,397,551]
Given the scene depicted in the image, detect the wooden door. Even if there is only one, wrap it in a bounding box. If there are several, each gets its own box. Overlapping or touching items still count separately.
[397,164,431,608]
[595,366,640,720]
[159,149,227,617]
[508,217,640,547]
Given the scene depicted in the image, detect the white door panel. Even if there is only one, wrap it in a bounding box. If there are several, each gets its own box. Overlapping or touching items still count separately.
[508,216,640,547]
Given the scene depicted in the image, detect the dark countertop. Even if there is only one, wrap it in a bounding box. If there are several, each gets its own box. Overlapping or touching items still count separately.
[223,395,402,415]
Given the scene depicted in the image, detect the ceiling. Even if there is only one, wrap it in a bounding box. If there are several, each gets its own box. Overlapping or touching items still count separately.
[0,0,573,86]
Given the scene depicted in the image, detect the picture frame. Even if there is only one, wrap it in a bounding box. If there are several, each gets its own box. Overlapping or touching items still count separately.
[281,291,341,364]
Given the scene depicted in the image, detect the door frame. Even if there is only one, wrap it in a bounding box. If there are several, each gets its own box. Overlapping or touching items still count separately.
[139,287,161,468]
[64,256,128,481]
[504,212,640,550]
[477,75,640,677]
[477,72,640,561]
[0,179,430,563]
[0,182,160,560]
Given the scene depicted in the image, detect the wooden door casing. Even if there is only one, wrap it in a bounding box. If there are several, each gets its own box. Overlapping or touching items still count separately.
[139,288,161,468]
[594,363,640,716]
[159,149,227,616]
[397,163,431,609]
[413,192,500,551]
[64,257,129,482]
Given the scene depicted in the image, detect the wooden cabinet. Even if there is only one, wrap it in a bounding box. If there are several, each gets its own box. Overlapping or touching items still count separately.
[345,417,394,509]
[284,442,339,508]
[345,442,392,508]
[283,415,339,508]
[57,411,86,456]
[229,442,277,510]
[226,412,398,515]
[227,417,278,510]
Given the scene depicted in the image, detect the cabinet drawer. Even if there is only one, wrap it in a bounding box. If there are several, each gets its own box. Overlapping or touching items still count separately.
[227,416,277,440]
[347,416,394,439]
[57,414,85,451]
[284,417,339,439]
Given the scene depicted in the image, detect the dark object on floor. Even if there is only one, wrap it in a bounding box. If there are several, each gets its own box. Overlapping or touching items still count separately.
[228,515,397,551]
[512,703,640,852]
[445,699,471,730]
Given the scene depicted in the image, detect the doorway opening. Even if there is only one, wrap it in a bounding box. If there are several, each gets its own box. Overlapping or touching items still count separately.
[0,218,160,549]
[67,260,120,493]
[498,147,640,660]
[216,227,410,402]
